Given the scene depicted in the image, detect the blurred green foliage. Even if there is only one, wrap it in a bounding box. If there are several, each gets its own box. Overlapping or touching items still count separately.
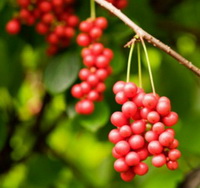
[0,0,200,187]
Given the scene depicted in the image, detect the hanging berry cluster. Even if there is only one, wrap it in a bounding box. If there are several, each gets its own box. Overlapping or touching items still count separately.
[106,0,128,9]
[108,80,181,182]
[71,17,113,115]
[6,0,79,55]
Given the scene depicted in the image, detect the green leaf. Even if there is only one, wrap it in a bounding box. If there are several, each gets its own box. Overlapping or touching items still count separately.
[44,53,80,94]
[25,154,63,187]
[0,114,7,150]
[78,102,110,132]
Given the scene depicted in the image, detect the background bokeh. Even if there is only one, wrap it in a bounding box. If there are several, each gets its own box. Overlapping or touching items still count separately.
[0,0,200,187]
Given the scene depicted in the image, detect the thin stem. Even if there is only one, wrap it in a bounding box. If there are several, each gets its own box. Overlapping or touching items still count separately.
[90,0,96,19]
[94,0,200,77]
[140,37,156,94]
[137,43,142,88]
[126,42,135,82]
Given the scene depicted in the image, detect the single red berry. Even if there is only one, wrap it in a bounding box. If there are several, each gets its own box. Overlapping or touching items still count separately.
[80,82,91,94]
[133,162,148,176]
[147,111,160,124]
[167,160,178,170]
[169,139,179,149]
[95,55,110,68]
[114,158,129,172]
[165,128,175,136]
[110,111,128,127]
[17,0,30,8]
[124,82,137,98]
[47,33,59,44]
[156,101,171,116]
[96,69,108,81]
[132,92,145,107]
[79,20,93,32]
[95,17,108,29]
[142,93,158,109]
[148,140,163,155]
[36,22,49,35]
[87,74,99,86]
[152,122,165,135]
[83,55,96,67]
[67,15,79,27]
[79,68,90,80]
[6,19,21,35]
[125,151,140,166]
[42,13,54,24]
[140,107,151,119]
[71,84,83,98]
[113,81,126,94]
[108,129,123,144]
[119,125,132,138]
[120,169,135,182]
[131,120,146,134]
[168,149,181,161]
[115,91,128,105]
[65,27,75,38]
[39,1,52,12]
[162,111,178,126]
[91,43,104,55]
[77,33,91,46]
[115,140,130,156]
[121,101,137,118]
[89,27,102,39]
[87,90,99,101]
[159,131,174,147]
[136,147,149,161]
[152,154,166,167]
[129,135,145,150]
[159,96,171,104]
[103,48,114,60]
[112,147,122,158]
[96,82,106,93]
[78,99,94,115]
[145,131,158,142]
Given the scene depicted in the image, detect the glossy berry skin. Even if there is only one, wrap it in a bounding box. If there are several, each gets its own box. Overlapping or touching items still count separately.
[152,154,166,167]
[113,81,125,94]
[147,111,160,124]
[110,111,128,127]
[108,129,123,144]
[75,99,94,115]
[120,169,135,182]
[167,161,178,170]
[71,84,83,98]
[156,101,171,116]
[119,125,132,138]
[115,141,130,156]
[133,162,149,176]
[131,120,146,134]
[159,132,174,147]
[124,82,137,98]
[162,112,178,126]
[136,147,149,161]
[114,158,129,172]
[152,122,165,134]
[112,147,122,158]
[148,141,163,155]
[121,101,137,118]
[6,19,21,34]
[77,33,91,46]
[125,151,140,166]
[129,135,145,150]
[115,91,128,104]
[142,94,158,109]
[145,131,158,142]
[168,149,181,161]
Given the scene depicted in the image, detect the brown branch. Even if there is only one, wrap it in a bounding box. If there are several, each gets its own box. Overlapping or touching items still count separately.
[94,0,200,77]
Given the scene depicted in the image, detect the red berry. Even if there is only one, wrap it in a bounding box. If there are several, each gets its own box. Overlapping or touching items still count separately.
[148,140,163,155]
[142,93,158,109]
[79,68,90,80]
[87,74,99,86]
[115,141,130,156]
[87,90,99,101]
[108,129,123,144]
[79,20,93,32]
[112,147,123,158]
[124,82,137,98]
[168,149,181,161]
[152,122,165,135]
[152,154,166,167]
[122,101,137,118]
[39,1,52,12]
[96,82,106,93]
[125,151,140,166]
[36,22,49,35]
[131,120,146,134]
[17,0,30,8]
[95,55,110,68]
[136,147,149,161]
[76,99,94,115]
[140,107,151,119]
[120,169,135,182]
[156,101,171,116]
[113,81,125,94]
[115,91,128,104]
[71,84,83,98]
[110,111,128,127]
[133,162,148,176]
[145,131,158,142]
[77,33,91,46]
[147,111,160,124]
[169,139,179,149]
[96,69,108,81]
[167,161,178,170]
[132,92,145,107]
[89,27,102,39]
[162,112,178,126]
[83,55,96,67]
[6,19,21,35]
[129,135,145,150]
[114,158,129,172]
[95,17,108,29]
[119,125,132,138]
[80,82,91,94]
[91,43,104,55]
[159,131,174,147]
[103,48,114,60]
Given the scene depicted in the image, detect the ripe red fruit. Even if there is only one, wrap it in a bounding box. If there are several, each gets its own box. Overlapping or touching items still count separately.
[114,158,129,172]
[167,161,178,170]
[145,131,158,142]
[115,91,128,104]
[108,129,123,144]
[147,111,160,124]
[124,82,137,98]
[96,69,108,81]
[132,92,145,107]
[91,43,104,55]
[112,147,122,158]
[140,107,151,119]
[121,101,137,118]
[142,93,158,109]
[6,19,21,35]
[113,81,125,94]
[76,99,94,115]
[103,48,114,60]
[119,125,132,138]
[162,112,178,126]
[71,84,83,98]
[152,154,166,167]
[95,17,108,29]
[120,169,135,182]
[110,111,128,127]
[36,22,49,35]
[156,101,171,116]
[87,74,99,86]
[152,122,165,134]
[79,20,93,32]
[79,68,90,80]
[95,55,110,68]
[115,141,130,156]
[83,55,96,67]
[77,33,91,46]
[168,149,181,161]
[159,131,174,147]
[129,135,145,150]
[148,140,163,155]
[136,147,149,161]
[125,151,140,166]
[89,27,102,39]
[80,82,91,94]
[169,139,179,149]
[133,162,149,176]
[39,1,52,12]
[131,120,146,134]
[87,90,99,101]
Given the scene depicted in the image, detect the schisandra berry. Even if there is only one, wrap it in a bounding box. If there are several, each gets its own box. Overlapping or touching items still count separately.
[109,81,181,181]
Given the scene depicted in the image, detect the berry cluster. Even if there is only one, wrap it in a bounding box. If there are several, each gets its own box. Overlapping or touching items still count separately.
[71,17,113,115]
[71,42,113,114]
[108,81,181,182]
[106,0,128,9]
[6,0,79,55]
[77,17,108,47]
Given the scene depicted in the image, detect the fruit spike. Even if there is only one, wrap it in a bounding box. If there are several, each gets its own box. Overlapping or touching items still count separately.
[109,81,181,181]
[6,0,79,55]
